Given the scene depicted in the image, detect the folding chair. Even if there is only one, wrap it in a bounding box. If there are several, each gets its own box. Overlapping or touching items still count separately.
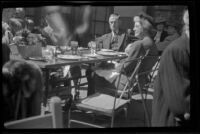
[67,57,145,128]
[4,96,63,129]
[130,55,160,127]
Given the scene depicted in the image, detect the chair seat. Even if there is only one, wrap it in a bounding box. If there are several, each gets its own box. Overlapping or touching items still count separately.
[131,93,153,100]
[76,93,129,116]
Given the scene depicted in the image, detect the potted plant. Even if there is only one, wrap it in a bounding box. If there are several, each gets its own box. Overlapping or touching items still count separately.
[14,29,45,58]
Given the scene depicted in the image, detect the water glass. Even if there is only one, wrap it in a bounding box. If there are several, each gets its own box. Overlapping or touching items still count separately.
[42,47,53,61]
[71,41,78,55]
[90,41,96,55]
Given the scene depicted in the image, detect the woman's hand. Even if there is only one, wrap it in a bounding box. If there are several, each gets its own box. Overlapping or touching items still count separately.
[125,43,133,54]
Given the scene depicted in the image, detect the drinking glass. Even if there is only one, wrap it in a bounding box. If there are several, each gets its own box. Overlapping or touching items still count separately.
[89,41,96,55]
[42,47,53,61]
[71,41,78,55]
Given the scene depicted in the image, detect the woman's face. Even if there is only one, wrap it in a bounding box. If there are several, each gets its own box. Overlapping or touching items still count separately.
[133,21,143,37]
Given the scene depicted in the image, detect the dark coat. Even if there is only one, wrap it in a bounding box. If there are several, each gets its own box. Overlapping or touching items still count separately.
[160,31,168,42]
[151,33,190,126]
[2,43,10,66]
[97,30,128,52]
[3,60,44,122]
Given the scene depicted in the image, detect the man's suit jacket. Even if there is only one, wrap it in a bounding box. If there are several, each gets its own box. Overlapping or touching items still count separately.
[97,30,128,52]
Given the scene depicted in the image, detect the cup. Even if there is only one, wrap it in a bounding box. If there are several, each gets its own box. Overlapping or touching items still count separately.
[89,41,96,55]
[42,47,53,61]
[71,41,78,55]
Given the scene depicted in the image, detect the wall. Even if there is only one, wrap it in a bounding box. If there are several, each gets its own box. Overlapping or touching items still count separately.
[114,6,147,17]
[113,6,147,31]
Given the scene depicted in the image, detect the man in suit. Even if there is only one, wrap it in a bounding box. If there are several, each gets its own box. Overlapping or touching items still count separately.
[96,13,128,52]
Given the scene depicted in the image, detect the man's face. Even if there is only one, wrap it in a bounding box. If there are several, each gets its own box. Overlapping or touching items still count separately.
[133,21,143,37]
[156,23,164,31]
[109,16,119,32]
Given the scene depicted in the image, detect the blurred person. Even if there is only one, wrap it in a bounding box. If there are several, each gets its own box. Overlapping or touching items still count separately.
[151,9,190,126]
[43,6,91,47]
[156,20,180,53]
[3,60,44,122]
[92,13,158,96]
[2,22,11,66]
[2,21,13,45]
[42,6,92,97]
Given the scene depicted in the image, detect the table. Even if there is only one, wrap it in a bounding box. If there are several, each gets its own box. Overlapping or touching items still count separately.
[10,49,127,106]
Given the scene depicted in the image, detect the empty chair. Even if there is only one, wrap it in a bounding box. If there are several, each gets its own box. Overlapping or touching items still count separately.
[4,96,63,128]
[68,57,145,128]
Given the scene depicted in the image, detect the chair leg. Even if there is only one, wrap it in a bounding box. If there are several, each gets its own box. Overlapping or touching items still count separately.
[111,114,115,128]
[136,81,151,127]
[67,109,71,128]
[124,107,128,121]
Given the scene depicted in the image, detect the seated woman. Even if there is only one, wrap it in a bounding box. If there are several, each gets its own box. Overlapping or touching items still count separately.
[3,60,44,122]
[92,13,158,96]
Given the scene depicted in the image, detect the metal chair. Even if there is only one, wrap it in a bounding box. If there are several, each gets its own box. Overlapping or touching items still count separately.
[67,56,145,128]
[130,55,160,127]
[4,96,63,129]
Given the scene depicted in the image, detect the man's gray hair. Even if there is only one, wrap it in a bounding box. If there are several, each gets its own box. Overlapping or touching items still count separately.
[109,13,120,20]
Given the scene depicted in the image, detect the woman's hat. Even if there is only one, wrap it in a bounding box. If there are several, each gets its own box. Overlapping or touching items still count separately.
[138,12,154,26]
[155,17,166,25]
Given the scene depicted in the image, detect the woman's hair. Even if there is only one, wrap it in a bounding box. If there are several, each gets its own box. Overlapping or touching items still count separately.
[134,12,155,38]
[3,60,44,121]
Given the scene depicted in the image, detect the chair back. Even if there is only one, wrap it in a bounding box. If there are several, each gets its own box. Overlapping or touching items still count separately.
[4,96,63,129]
[133,55,160,127]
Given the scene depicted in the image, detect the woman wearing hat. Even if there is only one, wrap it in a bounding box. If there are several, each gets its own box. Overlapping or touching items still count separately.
[156,20,180,53]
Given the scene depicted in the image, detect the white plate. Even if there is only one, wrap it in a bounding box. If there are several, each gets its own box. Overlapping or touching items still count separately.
[100,49,114,52]
[57,55,82,60]
[78,47,88,50]
[97,51,118,56]
[83,54,98,57]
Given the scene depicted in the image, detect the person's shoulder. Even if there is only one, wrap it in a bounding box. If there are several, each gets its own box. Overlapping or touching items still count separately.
[163,34,188,55]
[101,32,111,38]
[142,36,154,47]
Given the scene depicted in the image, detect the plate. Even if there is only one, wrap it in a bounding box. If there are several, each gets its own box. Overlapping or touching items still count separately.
[97,51,118,56]
[57,55,82,60]
[27,56,47,62]
[117,52,128,56]
[83,54,99,58]
[100,49,114,52]
[78,47,89,50]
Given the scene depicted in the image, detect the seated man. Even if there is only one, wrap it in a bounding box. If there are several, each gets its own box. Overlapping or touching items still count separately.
[92,13,158,96]
[96,13,129,52]
[86,13,131,96]
[156,21,180,53]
